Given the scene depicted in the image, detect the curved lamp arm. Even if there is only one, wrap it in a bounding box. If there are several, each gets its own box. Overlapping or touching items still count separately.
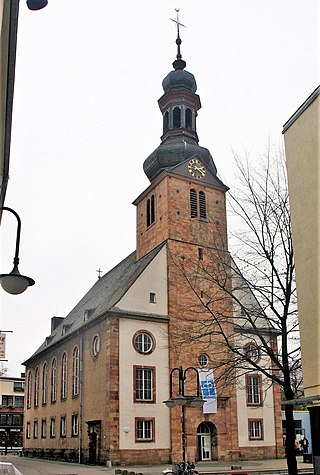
[0,207,35,294]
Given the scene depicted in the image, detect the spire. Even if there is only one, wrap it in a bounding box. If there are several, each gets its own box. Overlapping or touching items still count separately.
[170,9,186,70]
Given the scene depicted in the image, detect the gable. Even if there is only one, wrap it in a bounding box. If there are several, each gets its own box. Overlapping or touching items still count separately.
[116,245,168,316]
[170,156,228,190]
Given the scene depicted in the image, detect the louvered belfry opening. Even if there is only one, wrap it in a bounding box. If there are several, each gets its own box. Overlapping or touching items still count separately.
[199,191,206,219]
[190,188,198,218]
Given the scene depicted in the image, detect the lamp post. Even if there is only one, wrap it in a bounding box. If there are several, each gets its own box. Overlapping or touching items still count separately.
[164,366,205,467]
[0,207,35,294]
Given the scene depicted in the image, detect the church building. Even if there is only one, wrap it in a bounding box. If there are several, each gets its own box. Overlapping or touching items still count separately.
[23,24,283,466]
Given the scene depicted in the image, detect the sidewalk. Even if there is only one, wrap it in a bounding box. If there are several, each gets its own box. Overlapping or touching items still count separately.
[0,454,314,475]
[119,456,313,474]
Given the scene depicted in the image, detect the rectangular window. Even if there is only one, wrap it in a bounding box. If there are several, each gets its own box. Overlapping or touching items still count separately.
[246,374,262,405]
[33,420,38,439]
[13,381,24,392]
[14,396,24,407]
[135,418,154,442]
[26,422,31,439]
[134,366,155,402]
[198,248,203,260]
[149,292,156,303]
[249,419,263,440]
[41,419,46,438]
[50,418,56,438]
[2,396,13,406]
[72,414,79,437]
[60,416,66,438]
[12,414,23,426]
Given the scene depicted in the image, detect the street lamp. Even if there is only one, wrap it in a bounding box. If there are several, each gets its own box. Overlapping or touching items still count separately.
[163,366,206,466]
[0,207,35,294]
[26,0,48,10]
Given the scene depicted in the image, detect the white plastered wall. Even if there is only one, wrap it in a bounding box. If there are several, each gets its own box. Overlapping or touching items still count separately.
[118,246,170,449]
[117,246,168,316]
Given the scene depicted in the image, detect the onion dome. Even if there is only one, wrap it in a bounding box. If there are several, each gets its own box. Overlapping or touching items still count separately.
[143,11,218,182]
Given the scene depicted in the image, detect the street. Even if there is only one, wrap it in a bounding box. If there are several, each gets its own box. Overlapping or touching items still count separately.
[0,454,314,475]
[0,455,112,475]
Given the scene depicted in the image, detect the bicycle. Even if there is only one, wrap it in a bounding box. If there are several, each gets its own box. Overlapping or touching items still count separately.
[162,461,199,475]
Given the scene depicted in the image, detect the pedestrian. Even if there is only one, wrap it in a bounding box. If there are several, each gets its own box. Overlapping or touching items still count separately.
[301,436,309,453]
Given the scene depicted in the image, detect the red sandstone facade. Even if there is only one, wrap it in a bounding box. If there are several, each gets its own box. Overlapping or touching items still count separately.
[22,36,284,465]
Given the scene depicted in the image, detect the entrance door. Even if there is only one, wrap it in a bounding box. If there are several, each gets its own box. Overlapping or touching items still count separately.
[86,420,101,464]
[197,421,218,461]
[201,435,211,460]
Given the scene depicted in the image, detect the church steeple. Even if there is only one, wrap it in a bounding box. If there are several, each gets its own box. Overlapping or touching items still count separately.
[143,12,217,182]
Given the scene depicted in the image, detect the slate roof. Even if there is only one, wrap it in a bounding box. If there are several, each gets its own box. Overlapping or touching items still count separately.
[143,137,218,182]
[24,243,166,364]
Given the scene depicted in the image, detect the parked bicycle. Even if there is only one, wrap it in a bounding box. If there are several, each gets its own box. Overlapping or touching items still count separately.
[163,461,199,475]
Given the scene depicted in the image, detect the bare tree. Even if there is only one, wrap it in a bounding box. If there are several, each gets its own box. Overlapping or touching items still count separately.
[172,148,300,475]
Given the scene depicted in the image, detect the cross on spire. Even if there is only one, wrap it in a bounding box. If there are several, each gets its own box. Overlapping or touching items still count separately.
[170,8,186,39]
[170,9,187,70]
[96,268,103,280]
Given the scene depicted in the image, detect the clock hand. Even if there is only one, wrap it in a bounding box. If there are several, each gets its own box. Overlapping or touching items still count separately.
[194,166,206,176]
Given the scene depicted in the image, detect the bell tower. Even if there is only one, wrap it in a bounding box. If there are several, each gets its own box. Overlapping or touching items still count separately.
[134,13,228,261]
[133,12,239,463]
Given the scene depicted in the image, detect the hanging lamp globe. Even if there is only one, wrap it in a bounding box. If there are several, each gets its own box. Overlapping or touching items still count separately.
[26,0,48,10]
[190,396,206,408]
[0,264,35,295]
[0,207,35,295]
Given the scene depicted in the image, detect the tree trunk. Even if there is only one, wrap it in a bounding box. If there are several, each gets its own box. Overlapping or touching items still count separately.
[284,402,298,475]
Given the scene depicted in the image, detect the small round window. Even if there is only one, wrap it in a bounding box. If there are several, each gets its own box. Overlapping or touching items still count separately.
[198,353,209,367]
[92,334,100,357]
[245,343,260,362]
[133,331,155,354]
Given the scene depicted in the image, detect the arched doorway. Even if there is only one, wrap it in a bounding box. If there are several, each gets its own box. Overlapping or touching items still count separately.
[197,421,218,461]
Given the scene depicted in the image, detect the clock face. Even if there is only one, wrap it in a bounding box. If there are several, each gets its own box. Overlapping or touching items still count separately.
[188,158,206,179]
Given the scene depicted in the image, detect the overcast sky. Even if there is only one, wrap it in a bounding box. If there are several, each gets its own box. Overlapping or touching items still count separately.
[1,0,319,376]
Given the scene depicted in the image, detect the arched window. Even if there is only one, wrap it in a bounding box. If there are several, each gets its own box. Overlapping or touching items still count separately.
[186,108,192,129]
[51,358,57,403]
[61,352,68,399]
[190,189,198,218]
[163,111,169,132]
[199,191,207,219]
[72,347,80,397]
[34,367,39,407]
[42,363,48,405]
[146,194,155,227]
[27,371,32,409]
[173,107,181,128]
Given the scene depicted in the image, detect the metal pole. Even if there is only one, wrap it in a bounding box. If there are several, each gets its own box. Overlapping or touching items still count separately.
[181,403,186,466]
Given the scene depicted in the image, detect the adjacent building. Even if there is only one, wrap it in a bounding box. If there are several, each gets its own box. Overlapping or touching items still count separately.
[23,31,283,465]
[0,0,19,210]
[0,374,25,450]
[283,85,320,472]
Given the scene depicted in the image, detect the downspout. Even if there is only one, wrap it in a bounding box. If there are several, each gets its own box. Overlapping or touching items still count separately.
[78,330,83,464]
